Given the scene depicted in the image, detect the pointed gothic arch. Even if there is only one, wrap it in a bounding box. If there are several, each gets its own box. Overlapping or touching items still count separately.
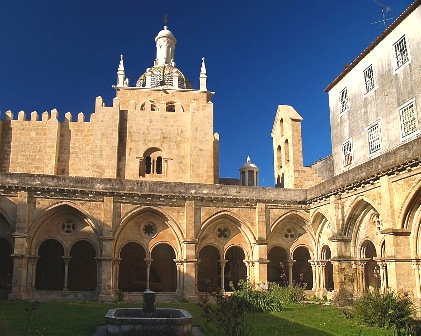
[115,206,183,257]
[199,211,256,256]
[343,197,381,237]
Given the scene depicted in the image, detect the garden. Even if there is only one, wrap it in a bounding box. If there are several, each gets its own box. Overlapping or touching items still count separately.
[0,283,418,335]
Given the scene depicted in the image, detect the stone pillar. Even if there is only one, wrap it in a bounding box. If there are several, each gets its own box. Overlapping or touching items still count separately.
[413,261,421,299]
[310,261,317,291]
[175,259,184,295]
[286,260,294,286]
[9,234,30,300]
[182,241,197,299]
[63,257,71,291]
[27,256,38,291]
[9,253,28,300]
[219,260,227,293]
[254,240,269,283]
[320,261,327,298]
[245,261,254,284]
[378,261,388,294]
[98,236,115,301]
[355,261,367,294]
[9,191,31,300]
[113,259,121,293]
[145,258,153,291]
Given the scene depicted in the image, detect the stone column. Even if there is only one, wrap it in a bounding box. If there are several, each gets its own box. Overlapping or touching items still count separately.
[310,261,317,291]
[286,260,294,286]
[320,261,327,298]
[219,260,227,293]
[413,261,421,299]
[175,259,184,295]
[355,261,367,294]
[62,257,71,291]
[245,261,254,284]
[145,258,153,291]
[378,261,388,294]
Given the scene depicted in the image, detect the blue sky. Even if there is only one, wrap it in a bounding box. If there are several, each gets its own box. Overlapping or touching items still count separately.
[0,1,412,186]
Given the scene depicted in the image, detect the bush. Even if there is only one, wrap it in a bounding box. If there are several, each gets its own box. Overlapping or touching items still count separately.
[269,282,306,304]
[332,287,354,307]
[233,280,282,313]
[198,280,252,336]
[353,290,415,335]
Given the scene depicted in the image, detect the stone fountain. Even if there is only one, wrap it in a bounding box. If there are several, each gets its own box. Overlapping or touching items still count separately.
[105,290,192,336]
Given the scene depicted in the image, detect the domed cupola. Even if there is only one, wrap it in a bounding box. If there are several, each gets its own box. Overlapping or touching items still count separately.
[240,156,259,186]
[136,25,192,89]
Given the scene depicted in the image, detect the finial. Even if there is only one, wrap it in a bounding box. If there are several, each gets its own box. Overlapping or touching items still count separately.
[163,14,168,27]
[247,156,251,162]
[201,57,207,74]
[118,54,125,71]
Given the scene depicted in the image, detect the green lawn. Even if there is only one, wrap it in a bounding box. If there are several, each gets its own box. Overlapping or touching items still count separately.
[0,300,393,336]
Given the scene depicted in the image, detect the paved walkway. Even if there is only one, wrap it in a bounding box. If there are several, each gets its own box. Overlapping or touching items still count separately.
[92,325,205,335]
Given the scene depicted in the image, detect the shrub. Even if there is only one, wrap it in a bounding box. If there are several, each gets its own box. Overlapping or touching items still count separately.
[332,287,354,307]
[233,280,282,313]
[198,280,252,336]
[269,282,306,304]
[353,290,415,335]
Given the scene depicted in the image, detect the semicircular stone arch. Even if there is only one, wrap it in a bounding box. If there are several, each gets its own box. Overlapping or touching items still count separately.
[150,243,177,292]
[197,245,221,292]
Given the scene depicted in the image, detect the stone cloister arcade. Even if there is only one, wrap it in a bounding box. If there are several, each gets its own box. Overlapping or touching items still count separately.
[1,177,421,303]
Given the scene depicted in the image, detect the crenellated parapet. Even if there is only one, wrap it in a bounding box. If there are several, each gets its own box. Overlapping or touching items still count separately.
[0,108,90,124]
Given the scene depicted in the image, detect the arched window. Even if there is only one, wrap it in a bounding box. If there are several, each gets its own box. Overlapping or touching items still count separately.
[166,102,176,112]
[285,139,290,163]
[156,156,163,174]
[280,118,284,137]
[140,100,157,111]
[145,156,152,174]
[277,145,282,168]
[140,148,165,178]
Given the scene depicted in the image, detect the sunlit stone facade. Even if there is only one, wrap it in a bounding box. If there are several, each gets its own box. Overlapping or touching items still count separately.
[1,1,421,306]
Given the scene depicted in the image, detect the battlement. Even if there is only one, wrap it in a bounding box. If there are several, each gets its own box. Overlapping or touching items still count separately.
[1,108,90,123]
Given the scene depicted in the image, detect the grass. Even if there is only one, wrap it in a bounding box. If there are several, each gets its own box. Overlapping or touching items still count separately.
[0,300,393,336]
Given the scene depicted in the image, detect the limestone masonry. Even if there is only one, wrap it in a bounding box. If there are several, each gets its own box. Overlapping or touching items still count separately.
[1,1,421,307]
